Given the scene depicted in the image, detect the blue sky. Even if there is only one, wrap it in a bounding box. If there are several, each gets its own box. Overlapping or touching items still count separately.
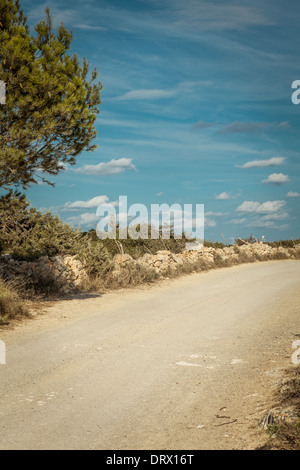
[21,0,300,243]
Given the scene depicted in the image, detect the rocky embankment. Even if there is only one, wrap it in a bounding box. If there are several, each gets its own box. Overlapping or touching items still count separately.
[1,242,299,294]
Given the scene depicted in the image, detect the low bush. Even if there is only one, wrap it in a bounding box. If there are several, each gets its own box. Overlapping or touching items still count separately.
[0,279,28,323]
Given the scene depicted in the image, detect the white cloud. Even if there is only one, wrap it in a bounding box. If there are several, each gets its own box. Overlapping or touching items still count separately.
[66,212,98,227]
[287,191,300,198]
[235,200,289,230]
[237,156,286,168]
[214,192,230,200]
[236,200,286,213]
[64,195,118,210]
[74,158,136,176]
[262,173,289,185]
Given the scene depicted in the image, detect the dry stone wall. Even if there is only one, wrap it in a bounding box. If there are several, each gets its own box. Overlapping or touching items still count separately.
[0,242,299,294]
[111,242,300,281]
[0,254,88,294]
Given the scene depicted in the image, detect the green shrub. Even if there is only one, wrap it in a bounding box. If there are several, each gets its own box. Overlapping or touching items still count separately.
[75,237,112,278]
[0,191,84,259]
[0,192,112,274]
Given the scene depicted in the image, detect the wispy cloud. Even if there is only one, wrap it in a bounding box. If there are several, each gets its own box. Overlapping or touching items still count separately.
[192,120,217,130]
[26,1,106,30]
[75,23,106,31]
[237,156,287,168]
[218,121,288,134]
[113,88,177,101]
[147,0,273,34]
[74,158,137,176]
[287,191,300,198]
[31,0,273,41]
[262,173,289,185]
[112,80,210,102]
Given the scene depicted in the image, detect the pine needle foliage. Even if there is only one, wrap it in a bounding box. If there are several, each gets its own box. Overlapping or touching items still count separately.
[0,0,102,190]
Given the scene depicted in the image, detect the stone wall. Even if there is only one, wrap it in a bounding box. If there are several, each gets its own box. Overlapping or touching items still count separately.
[0,242,299,294]
[0,254,88,294]
[112,243,300,279]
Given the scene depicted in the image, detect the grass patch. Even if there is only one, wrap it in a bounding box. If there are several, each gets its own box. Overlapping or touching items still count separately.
[257,366,300,450]
[264,422,300,450]
[0,278,28,324]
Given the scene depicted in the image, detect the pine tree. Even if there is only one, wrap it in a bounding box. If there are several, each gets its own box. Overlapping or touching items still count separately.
[0,0,102,190]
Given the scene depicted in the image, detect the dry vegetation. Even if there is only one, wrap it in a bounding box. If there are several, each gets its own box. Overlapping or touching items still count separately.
[257,366,300,450]
[0,278,29,324]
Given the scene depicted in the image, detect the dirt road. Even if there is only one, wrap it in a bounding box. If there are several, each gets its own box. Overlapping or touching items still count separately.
[0,260,299,450]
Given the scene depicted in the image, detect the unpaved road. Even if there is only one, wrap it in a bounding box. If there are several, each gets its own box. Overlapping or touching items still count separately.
[0,260,299,450]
